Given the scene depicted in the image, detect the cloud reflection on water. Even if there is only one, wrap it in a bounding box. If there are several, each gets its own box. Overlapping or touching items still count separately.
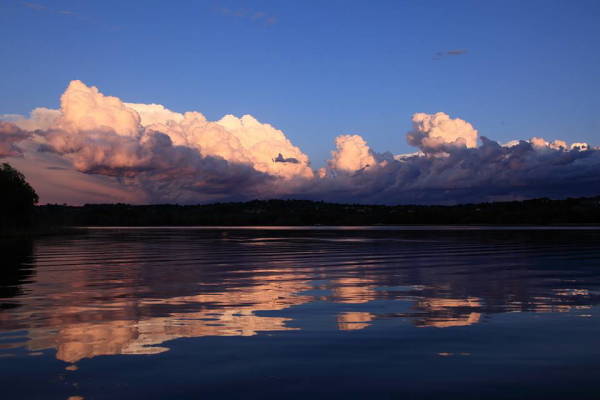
[1,228,599,365]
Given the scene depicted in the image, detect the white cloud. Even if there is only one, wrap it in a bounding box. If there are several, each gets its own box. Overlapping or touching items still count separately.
[2,81,600,205]
[327,134,376,173]
[407,112,478,153]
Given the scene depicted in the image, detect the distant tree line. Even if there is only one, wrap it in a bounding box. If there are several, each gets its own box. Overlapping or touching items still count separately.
[2,162,600,230]
[37,197,600,227]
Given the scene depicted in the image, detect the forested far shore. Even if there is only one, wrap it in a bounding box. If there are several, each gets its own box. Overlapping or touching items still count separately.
[34,197,600,227]
[3,161,600,232]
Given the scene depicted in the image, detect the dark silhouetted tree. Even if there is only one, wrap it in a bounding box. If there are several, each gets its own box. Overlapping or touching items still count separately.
[0,163,39,230]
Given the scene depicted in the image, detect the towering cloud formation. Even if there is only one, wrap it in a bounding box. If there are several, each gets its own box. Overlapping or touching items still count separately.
[407,112,478,153]
[1,80,599,204]
[1,81,319,202]
[328,135,376,172]
[58,81,141,136]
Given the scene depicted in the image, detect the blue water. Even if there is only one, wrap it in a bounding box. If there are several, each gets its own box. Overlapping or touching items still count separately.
[1,227,600,399]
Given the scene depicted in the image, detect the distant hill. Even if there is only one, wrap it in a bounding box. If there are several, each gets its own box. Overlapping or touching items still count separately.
[36,197,600,226]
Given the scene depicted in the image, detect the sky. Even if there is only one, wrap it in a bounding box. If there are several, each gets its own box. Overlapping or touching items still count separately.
[1,0,600,205]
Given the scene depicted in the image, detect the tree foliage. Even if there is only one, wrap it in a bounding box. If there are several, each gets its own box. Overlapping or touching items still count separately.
[0,163,39,229]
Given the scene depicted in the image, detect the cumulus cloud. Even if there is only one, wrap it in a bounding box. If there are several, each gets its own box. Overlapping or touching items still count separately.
[407,112,478,153]
[303,134,600,204]
[214,113,313,179]
[1,107,60,131]
[0,121,31,157]
[2,81,279,202]
[57,80,141,136]
[2,80,600,205]
[504,137,591,152]
[125,103,184,126]
[327,135,376,173]
[7,138,145,204]
[311,112,600,204]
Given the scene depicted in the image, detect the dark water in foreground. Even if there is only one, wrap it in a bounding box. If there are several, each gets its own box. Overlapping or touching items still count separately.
[1,227,600,399]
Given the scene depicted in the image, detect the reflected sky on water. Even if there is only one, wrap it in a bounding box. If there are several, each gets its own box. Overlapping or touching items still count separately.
[1,228,600,399]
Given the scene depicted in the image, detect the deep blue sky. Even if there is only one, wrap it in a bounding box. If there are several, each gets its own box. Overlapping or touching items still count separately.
[1,0,599,166]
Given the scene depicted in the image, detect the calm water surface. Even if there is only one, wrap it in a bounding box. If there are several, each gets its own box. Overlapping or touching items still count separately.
[1,227,600,399]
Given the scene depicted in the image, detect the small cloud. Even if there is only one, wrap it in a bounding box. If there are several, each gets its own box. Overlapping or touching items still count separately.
[19,2,117,31]
[433,49,468,60]
[273,153,300,164]
[216,7,277,26]
[22,1,76,17]
[22,2,46,11]
[447,49,468,56]
[232,9,246,17]
[251,11,266,20]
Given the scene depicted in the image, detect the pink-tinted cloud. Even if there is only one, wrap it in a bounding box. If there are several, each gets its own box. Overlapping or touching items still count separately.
[327,135,375,173]
[2,80,600,205]
[407,112,478,153]
[0,121,31,157]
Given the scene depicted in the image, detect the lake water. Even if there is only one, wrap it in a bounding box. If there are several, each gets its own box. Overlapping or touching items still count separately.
[1,227,600,399]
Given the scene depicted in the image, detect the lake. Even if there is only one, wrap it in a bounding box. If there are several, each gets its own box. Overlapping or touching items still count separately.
[1,227,600,399]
